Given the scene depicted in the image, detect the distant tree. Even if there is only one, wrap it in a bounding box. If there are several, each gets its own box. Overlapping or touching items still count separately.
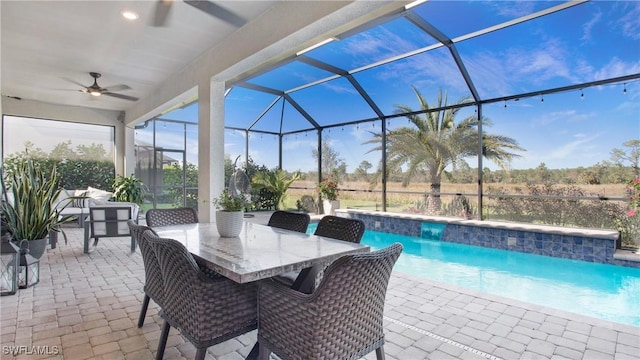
[534,163,552,184]
[610,139,640,177]
[76,144,111,161]
[311,139,343,176]
[354,160,372,181]
[365,87,524,214]
[50,140,77,160]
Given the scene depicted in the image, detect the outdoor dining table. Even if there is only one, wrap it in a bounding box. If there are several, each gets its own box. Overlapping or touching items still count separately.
[153,221,370,284]
[154,221,371,359]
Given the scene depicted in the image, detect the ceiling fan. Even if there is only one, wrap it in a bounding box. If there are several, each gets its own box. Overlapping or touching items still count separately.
[153,0,246,27]
[76,72,138,102]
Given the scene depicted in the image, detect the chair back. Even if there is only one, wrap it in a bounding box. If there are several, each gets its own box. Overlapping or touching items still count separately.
[89,206,132,238]
[142,230,257,347]
[128,220,163,305]
[145,207,198,227]
[268,211,311,233]
[314,243,403,356]
[314,215,365,243]
[257,243,403,360]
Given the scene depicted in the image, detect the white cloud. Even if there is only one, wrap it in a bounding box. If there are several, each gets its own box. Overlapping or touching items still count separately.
[581,11,602,42]
[343,26,429,63]
[487,0,536,18]
[593,57,640,81]
[615,1,640,40]
[282,138,315,151]
[548,132,600,159]
[319,80,358,95]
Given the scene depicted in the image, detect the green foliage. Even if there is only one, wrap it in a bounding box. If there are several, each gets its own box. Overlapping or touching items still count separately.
[163,163,199,208]
[1,158,74,241]
[112,174,146,205]
[213,188,248,212]
[3,148,114,190]
[484,183,638,246]
[225,156,275,210]
[251,169,301,210]
[57,159,114,189]
[252,187,278,210]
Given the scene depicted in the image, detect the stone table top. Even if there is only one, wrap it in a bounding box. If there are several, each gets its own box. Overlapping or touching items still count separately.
[154,222,370,283]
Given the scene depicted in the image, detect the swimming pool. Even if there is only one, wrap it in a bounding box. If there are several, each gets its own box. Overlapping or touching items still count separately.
[309,224,640,327]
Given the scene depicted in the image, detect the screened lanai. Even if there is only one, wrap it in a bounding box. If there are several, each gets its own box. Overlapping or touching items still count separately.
[139,0,639,245]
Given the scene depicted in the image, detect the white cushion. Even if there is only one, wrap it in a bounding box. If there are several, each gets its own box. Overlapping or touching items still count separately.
[86,186,113,204]
[54,189,74,209]
[91,208,131,236]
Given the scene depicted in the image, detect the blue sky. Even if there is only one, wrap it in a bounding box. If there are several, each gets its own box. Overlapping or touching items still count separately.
[159,0,639,173]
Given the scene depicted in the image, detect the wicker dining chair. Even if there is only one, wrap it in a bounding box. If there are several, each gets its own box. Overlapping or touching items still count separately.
[278,215,367,292]
[142,230,258,360]
[145,207,198,227]
[267,210,311,233]
[314,215,365,243]
[257,242,403,360]
[127,220,162,328]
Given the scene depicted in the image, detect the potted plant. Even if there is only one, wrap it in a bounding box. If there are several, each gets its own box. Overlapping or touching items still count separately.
[1,158,74,259]
[251,169,301,210]
[317,171,340,216]
[213,188,249,237]
[112,174,146,205]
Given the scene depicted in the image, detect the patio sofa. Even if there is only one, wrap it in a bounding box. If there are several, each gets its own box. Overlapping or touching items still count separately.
[55,186,115,227]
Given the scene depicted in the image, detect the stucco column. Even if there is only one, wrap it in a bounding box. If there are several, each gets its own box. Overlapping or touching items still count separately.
[123,125,136,176]
[198,79,225,222]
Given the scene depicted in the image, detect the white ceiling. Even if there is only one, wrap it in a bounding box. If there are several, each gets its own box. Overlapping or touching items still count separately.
[1,0,278,112]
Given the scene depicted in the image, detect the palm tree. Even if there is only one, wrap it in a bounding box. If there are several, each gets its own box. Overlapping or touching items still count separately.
[366,86,524,214]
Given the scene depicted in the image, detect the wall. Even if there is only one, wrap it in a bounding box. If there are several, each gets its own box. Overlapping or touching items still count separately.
[340,209,639,268]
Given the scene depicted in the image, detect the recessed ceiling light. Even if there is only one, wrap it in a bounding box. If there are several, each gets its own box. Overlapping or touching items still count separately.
[121,10,139,20]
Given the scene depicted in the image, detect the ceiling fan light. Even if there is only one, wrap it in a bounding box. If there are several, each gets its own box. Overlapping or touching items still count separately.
[121,10,139,20]
[90,90,101,97]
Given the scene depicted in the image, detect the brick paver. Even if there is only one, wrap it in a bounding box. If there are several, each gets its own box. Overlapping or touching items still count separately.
[1,221,638,360]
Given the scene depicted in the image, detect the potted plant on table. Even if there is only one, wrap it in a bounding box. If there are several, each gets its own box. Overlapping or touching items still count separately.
[1,158,74,259]
[213,188,249,237]
[317,172,340,216]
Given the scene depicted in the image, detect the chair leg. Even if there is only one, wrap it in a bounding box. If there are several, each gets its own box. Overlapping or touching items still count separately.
[156,321,170,360]
[195,348,207,360]
[131,236,137,252]
[83,222,91,253]
[375,345,386,360]
[138,295,150,328]
[257,342,271,360]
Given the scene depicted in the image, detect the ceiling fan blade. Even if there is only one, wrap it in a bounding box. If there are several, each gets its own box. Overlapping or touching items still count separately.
[103,92,139,101]
[102,84,131,92]
[152,0,173,27]
[64,77,91,88]
[184,0,246,27]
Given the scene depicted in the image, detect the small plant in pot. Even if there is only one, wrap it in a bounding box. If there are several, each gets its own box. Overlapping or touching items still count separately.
[1,158,75,259]
[212,188,249,237]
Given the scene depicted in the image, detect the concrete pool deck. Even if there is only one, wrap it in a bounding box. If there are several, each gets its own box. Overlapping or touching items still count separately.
[0,220,638,359]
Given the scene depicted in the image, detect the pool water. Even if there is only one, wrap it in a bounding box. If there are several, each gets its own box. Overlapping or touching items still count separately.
[308,224,640,327]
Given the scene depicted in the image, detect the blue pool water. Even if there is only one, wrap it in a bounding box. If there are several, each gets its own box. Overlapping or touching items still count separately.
[308,224,640,327]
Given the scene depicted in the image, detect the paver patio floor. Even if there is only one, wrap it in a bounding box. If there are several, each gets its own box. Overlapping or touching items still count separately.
[1,217,638,360]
